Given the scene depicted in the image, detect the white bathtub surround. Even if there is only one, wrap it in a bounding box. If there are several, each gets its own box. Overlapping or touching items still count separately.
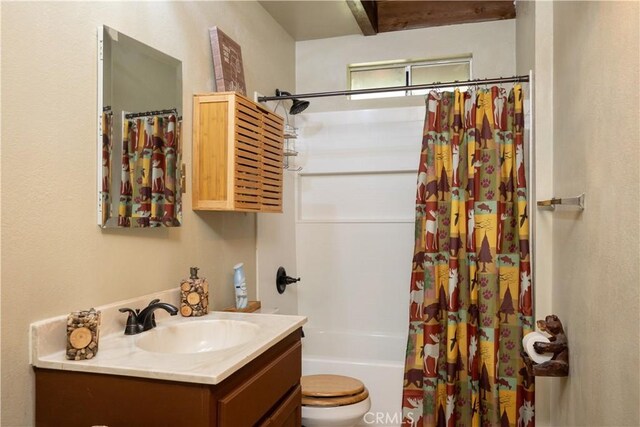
[302,328,405,427]
[294,107,421,427]
[295,107,420,335]
[30,289,306,385]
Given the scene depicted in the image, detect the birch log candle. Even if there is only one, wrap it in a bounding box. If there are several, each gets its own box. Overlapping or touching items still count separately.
[66,308,101,360]
[180,267,209,317]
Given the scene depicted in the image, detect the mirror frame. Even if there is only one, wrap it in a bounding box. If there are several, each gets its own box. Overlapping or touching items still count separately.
[97,25,183,228]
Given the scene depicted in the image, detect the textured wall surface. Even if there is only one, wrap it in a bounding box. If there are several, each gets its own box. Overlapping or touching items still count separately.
[552,1,640,425]
[1,2,294,425]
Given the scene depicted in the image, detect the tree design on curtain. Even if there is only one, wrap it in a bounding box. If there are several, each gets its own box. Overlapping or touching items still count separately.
[402,85,534,427]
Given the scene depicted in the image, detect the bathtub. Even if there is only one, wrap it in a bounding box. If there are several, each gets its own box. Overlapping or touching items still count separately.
[302,328,406,427]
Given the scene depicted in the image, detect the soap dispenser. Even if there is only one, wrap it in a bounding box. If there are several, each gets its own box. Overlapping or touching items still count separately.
[180,267,209,317]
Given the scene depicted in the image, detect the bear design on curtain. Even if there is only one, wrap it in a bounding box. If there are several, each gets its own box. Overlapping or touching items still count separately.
[402,85,534,427]
[118,114,181,227]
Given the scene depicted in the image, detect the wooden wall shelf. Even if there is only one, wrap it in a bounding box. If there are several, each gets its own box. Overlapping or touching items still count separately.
[223,300,262,313]
[192,92,284,213]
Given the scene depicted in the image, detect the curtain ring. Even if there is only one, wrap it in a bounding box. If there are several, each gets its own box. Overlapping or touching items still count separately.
[499,78,508,94]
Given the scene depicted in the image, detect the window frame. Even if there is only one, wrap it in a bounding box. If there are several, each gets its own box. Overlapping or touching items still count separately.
[347,56,473,99]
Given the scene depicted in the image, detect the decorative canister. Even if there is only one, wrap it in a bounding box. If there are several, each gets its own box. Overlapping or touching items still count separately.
[66,308,101,361]
[180,267,209,317]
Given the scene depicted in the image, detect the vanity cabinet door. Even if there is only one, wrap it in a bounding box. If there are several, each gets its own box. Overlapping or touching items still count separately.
[217,341,301,426]
[258,385,302,427]
[34,369,212,427]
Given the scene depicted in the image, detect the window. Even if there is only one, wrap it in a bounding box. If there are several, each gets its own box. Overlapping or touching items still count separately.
[348,57,472,99]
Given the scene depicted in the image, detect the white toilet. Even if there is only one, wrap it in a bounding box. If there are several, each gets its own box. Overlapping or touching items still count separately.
[301,374,371,427]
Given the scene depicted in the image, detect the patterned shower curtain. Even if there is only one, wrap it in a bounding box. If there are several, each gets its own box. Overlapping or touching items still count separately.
[118,114,181,227]
[101,110,113,225]
[402,85,534,427]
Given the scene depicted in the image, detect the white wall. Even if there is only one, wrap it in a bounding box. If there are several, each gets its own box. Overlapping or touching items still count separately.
[1,2,294,425]
[296,19,516,112]
[551,2,639,425]
[256,170,299,315]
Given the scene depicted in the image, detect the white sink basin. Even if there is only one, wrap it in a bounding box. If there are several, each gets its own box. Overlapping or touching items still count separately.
[135,319,260,354]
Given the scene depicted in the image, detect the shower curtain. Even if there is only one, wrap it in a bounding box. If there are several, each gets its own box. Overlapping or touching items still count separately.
[101,110,113,225]
[118,114,181,227]
[402,85,534,427]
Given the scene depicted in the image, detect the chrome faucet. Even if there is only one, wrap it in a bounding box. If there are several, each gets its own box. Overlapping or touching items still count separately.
[119,299,179,335]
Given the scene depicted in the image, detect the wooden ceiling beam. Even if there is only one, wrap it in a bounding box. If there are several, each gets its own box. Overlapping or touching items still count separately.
[346,0,379,36]
[376,1,516,33]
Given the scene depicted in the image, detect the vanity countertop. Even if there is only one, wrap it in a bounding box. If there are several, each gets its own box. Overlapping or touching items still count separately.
[30,289,306,385]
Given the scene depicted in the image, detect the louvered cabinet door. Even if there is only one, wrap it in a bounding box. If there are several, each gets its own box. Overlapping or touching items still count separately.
[260,111,284,213]
[193,92,284,213]
[234,96,263,211]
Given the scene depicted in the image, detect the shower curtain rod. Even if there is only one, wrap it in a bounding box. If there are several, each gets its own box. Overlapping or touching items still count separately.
[258,75,529,102]
[124,108,178,119]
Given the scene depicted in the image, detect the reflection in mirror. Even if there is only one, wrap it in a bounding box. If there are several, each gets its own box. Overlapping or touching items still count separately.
[98,25,183,228]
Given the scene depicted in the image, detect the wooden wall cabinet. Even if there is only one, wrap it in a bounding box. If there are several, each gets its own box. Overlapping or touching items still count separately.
[35,330,302,427]
[193,92,284,213]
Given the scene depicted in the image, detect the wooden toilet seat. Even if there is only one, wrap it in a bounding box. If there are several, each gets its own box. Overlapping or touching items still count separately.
[301,375,369,407]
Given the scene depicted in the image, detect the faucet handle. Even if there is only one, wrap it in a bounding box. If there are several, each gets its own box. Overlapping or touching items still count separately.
[118,307,137,316]
[119,308,141,335]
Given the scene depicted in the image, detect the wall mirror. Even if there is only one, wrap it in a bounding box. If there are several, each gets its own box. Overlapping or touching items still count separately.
[97,25,183,228]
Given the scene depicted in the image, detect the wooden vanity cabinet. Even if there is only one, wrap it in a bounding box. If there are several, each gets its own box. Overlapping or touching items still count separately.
[192,92,284,213]
[34,329,302,427]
